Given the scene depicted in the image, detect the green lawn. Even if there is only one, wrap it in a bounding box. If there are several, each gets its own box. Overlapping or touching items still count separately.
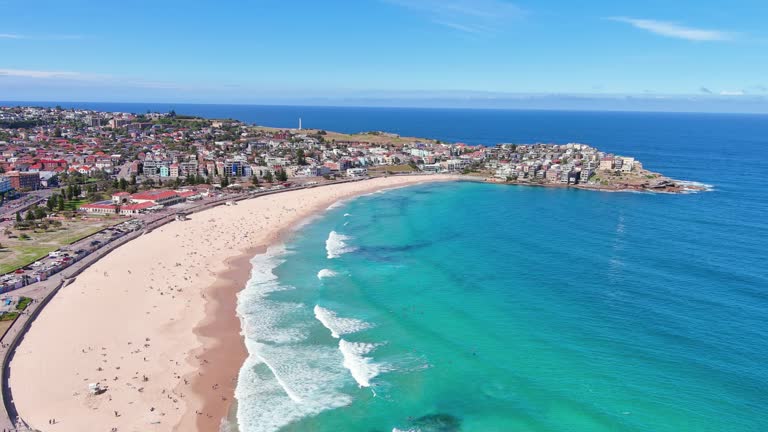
[0,220,117,274]
[369,164,418,173]
[16,297,31,310]
[62,199,89,212]
[0,312,19,321]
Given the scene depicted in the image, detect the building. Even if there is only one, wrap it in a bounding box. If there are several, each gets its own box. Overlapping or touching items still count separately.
[109,118,131,128]
[599,158,614,170]
[224,160,247,177]
[0,176,11,194]
[175,190,202,201]
[621,157,635,172]
[580,169,594,182]
[129,190,184,206]
[118,202,155,215]
[346,167,368,178]
[5,171,40,191]
[84,115,101,127]
[111,192,131,204]
[79,202,118,215]
[80,201,154,216]
[179,161,199,177]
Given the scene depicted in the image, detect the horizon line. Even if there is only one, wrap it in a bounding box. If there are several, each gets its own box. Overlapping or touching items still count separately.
[1,99,767,117]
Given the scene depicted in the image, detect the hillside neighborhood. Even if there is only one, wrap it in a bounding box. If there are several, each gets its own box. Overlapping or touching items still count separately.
[0,104,696,292]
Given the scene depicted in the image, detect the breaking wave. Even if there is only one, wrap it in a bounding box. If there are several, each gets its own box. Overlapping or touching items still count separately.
[326,231,356,259]
[236,248,354,432]
[339,339,389,388]
[317,268,338,279]
[676,180,715,193]
[313,305,372,338]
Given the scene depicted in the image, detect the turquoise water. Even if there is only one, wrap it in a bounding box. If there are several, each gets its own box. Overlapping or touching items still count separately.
[235,180,767,432]
[220,108,768,432]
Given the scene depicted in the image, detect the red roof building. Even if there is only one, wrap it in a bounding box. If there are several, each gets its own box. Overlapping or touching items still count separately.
[129,189,183,206]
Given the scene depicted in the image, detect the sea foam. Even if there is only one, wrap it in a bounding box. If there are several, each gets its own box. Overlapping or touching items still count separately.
[676,180,716,193]
[236,340,353,432]
[326,231,356,259]
[314,305,372,338]
[317,268,338,279]
[236,247,355,432]
[339,339,389,388]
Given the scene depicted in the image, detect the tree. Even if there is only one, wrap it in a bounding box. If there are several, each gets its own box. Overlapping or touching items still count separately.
[66,185,74,200]
[46,196,55,211]
[221,175,230,188]
[251,175,259,186]
[25,210,35,222]
[15,212,21,223]
[296,149,307,166]
[264,171,274,183]
[119,178,128,191]
[34,207,46,220]
[276,169,288,182]
[53,127,62,138]
[57,195,65,211]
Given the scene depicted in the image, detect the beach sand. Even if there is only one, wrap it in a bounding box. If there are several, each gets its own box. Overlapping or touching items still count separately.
[9,175,458,432]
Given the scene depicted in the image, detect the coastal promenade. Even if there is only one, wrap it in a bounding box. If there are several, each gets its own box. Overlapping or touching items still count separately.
[0,176,381,431]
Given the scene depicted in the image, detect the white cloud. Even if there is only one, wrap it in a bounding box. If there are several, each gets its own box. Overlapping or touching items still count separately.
[0,69,82,78]
[0,67,206,91]
[382,0,523,34]
[609,17,732,41]
[719,90,745,96]
[0,33,83,41]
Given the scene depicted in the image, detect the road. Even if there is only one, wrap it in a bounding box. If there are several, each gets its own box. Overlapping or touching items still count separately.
[0,190,55,221]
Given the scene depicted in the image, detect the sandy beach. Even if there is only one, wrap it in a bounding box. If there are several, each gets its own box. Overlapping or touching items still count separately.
[8,175,458,432]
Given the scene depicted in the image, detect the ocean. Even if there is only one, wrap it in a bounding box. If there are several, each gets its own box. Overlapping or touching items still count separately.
[6,102,768,431]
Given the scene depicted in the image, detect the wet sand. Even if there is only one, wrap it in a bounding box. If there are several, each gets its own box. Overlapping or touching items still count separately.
[9,175,459,432]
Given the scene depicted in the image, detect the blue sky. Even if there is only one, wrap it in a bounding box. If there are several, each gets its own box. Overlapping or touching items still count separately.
[1,0,767,111]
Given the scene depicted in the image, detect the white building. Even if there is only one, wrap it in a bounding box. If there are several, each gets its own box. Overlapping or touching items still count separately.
[346,167,368,178]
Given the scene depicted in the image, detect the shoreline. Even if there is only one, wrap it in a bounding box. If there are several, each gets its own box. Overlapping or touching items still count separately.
[174,248,257,432]
[184,175,464,432]
[479,176,712,194]
[8,175,460,432]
